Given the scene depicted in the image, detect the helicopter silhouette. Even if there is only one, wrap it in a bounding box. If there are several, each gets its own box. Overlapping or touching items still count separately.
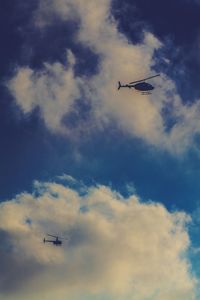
[118,74,160,94]
[43,234,68,246]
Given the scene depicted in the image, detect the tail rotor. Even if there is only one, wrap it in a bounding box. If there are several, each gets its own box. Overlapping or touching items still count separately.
[118,81,121,90]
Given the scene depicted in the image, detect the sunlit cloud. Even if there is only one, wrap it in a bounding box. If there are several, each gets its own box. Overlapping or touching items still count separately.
[0,179,196,300]
[9,50,80,134]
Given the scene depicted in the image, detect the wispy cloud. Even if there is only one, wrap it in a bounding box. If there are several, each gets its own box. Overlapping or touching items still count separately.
[0,179,196,300]
[9,50,80,134]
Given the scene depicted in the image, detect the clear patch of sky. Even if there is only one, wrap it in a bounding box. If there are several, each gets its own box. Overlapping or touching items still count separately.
[0,1,37,78]
[70,128,200,213]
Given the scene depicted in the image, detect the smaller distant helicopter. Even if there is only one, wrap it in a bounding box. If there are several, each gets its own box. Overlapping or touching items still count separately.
[118,74,160,94]
[43,234,68,246]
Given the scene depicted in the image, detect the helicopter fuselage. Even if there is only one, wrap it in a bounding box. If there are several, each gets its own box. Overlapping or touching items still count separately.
[53,240,62,245]
[134,82,154,91]
[43,237,62,246]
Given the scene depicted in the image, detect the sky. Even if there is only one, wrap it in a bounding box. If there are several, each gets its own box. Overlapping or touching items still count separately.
[1,0,200,299]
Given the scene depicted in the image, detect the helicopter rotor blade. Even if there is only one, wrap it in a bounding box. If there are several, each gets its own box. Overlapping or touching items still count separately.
[47,234,69,240]
[129,74,160,85]
[47,234,57,238]
[59,237,70,241]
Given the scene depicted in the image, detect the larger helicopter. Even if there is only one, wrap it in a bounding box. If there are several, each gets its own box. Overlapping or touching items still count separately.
[43,234,68,246]
[118,74,160,94]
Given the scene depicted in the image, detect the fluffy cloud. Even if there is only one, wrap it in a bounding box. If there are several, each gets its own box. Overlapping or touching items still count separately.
[9,50,80,134]
[0,179,196,300]
[7,0,200,152]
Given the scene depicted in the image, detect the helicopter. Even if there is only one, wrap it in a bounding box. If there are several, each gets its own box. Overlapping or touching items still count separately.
[43,234,68,246]
[117,74,160,94]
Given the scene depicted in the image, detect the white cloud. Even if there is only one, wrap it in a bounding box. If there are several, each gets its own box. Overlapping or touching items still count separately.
[0,180,196,300]
[9,50,80,134]
[7,0,200,153]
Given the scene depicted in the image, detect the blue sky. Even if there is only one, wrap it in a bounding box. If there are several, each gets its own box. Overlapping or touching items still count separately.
[1,0,200,299]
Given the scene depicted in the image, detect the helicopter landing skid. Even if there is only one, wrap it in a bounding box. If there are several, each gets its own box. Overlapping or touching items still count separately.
[141,91,151,95]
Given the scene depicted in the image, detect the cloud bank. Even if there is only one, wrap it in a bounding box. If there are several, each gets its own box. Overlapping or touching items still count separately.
[7,0,200,153]
[0,179,196,300]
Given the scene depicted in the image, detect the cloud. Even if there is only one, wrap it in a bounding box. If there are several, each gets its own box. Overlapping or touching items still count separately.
[7,0,200,153]
[8,50,81,134]
[0,179,196,300]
